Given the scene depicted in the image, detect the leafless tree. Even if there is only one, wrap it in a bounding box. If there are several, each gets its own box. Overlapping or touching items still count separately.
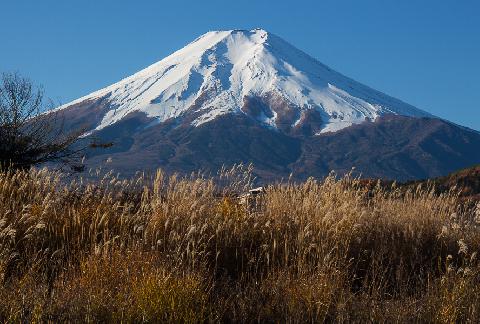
[0,72,85,171]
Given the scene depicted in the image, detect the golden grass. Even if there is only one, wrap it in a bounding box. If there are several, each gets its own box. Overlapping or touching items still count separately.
[1,166,480,322]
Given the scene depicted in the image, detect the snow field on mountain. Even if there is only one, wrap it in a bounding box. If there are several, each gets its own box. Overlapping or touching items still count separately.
[60,29,431,134]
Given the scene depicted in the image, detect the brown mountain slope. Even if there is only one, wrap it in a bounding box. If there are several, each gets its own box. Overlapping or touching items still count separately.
[77,112,480,182]
[294,115,480,181]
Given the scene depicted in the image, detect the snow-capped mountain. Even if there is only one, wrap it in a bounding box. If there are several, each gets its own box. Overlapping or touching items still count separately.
[61,29,430,135]
[59,29,480,181]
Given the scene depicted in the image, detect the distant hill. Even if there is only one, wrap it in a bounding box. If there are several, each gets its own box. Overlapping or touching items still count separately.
[421,164,480,200]
[360,164,480,201]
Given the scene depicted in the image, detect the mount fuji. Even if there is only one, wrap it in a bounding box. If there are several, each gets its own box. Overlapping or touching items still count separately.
[58,29,480,181]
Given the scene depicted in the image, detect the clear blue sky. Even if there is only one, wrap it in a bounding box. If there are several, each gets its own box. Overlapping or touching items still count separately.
[1,0,479,130]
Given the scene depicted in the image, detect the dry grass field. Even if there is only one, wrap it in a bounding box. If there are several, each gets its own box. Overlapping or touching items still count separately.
[1,165,480,322]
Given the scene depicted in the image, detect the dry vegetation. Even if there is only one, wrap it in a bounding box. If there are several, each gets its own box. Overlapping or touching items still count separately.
[1,166,480,323]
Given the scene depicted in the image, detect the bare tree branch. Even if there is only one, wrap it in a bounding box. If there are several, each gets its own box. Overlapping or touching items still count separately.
[0,72,86,171]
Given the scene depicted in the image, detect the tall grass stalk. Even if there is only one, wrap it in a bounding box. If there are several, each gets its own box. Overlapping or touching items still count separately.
[0,166,479,322]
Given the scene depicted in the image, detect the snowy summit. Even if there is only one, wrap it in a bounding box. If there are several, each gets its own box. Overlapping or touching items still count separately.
[61,28,430,134]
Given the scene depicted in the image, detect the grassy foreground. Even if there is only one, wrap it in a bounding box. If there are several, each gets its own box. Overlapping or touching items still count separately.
[1,166,480,323]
